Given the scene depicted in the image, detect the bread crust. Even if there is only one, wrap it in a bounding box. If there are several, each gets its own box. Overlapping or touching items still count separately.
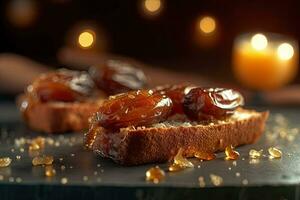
[91,109,269,165]
[22,100,102,133]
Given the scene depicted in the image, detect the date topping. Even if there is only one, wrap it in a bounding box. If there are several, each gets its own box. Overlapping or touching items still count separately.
[183,87,244,120]
[154,84,195,114]
[28,69,94,102]
[89,59,147,95]
[94,90,172,129]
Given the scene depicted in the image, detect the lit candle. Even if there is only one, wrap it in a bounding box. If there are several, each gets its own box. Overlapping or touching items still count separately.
[233,33,298,90]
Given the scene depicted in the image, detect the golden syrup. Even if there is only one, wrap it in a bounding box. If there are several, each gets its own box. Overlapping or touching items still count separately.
[0,157,12,167]
[45,165,56,177]
[225,145,240,160]
[168,163,184,172]
[145,166,165,183]
[249,149,263,158]
[268,147,282,158]
[32,155,54,166]
[173,148,194,168]
[194,151,216,161]
[29,137,45,151]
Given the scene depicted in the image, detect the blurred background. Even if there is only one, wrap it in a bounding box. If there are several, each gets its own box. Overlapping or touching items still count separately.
[1,0,300,104]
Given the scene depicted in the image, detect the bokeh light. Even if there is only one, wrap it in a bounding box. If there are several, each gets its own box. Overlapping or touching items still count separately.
[78,30,95,49]
[144,0,161,13]
[277,43,294,60]
[194,15,219,47]
[64,21,109,52]
[199,16,216,34]
[140,0,163,17]
[251,33,268,50]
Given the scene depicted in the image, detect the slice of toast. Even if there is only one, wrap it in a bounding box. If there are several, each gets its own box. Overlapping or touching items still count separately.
[88,108,269,165]
[19,97,103,133]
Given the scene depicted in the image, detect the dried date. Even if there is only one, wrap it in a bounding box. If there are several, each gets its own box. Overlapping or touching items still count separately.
[183,87,244,120]
[154,84,195,114]
[28,69,94,102]
[94,90,172,129]
[89,59,147,95]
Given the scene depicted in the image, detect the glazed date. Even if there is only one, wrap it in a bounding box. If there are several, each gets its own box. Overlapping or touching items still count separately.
[28,69,94,102]
[183,87,244,120]
[89,59,147,95]
[94,90,172,129]
[154,84,195,114]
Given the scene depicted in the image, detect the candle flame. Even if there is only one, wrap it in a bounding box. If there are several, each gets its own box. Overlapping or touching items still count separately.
[251,33,268,50]
[277,43,294,60]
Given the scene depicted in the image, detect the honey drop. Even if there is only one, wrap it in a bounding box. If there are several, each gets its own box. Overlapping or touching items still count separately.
[32,155,54,166]
[268,147,282,158]
[0,157,12,167]
[145,166,165,183]
[194,151,216,161]
[225,145,240,160]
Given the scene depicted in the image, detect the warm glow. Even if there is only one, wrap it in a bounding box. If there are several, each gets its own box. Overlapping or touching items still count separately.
[251,33,268,50]
[78,30,95,48]
[277,43,294,60]
[144,0,161,13]
[199,16,216,34]
[233,33,298,91]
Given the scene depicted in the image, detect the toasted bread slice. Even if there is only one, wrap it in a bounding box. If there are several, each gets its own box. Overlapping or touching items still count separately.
[19,97,103,133]
[89,108,269,165]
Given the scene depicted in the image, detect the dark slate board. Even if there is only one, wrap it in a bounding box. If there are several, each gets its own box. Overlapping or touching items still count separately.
[0,103,300,200]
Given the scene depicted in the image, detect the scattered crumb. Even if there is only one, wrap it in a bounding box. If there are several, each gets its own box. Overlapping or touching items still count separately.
[0,157,12,167]
[45,166,56,177]
[83,176,89,181]
[16,177,22,183]
[242,179,248,185]
[232,161,237,166]
[96,177,102,182]
[249,158,260,165]
[210,174,223,186]
[249,149,263,159]
[198,176,206,187]
[61,177,68,184]
[32,155,53,166]
[268,147,282,159]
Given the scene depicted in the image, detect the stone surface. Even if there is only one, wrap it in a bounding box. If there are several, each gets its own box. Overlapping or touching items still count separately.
[0,104,299,199]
